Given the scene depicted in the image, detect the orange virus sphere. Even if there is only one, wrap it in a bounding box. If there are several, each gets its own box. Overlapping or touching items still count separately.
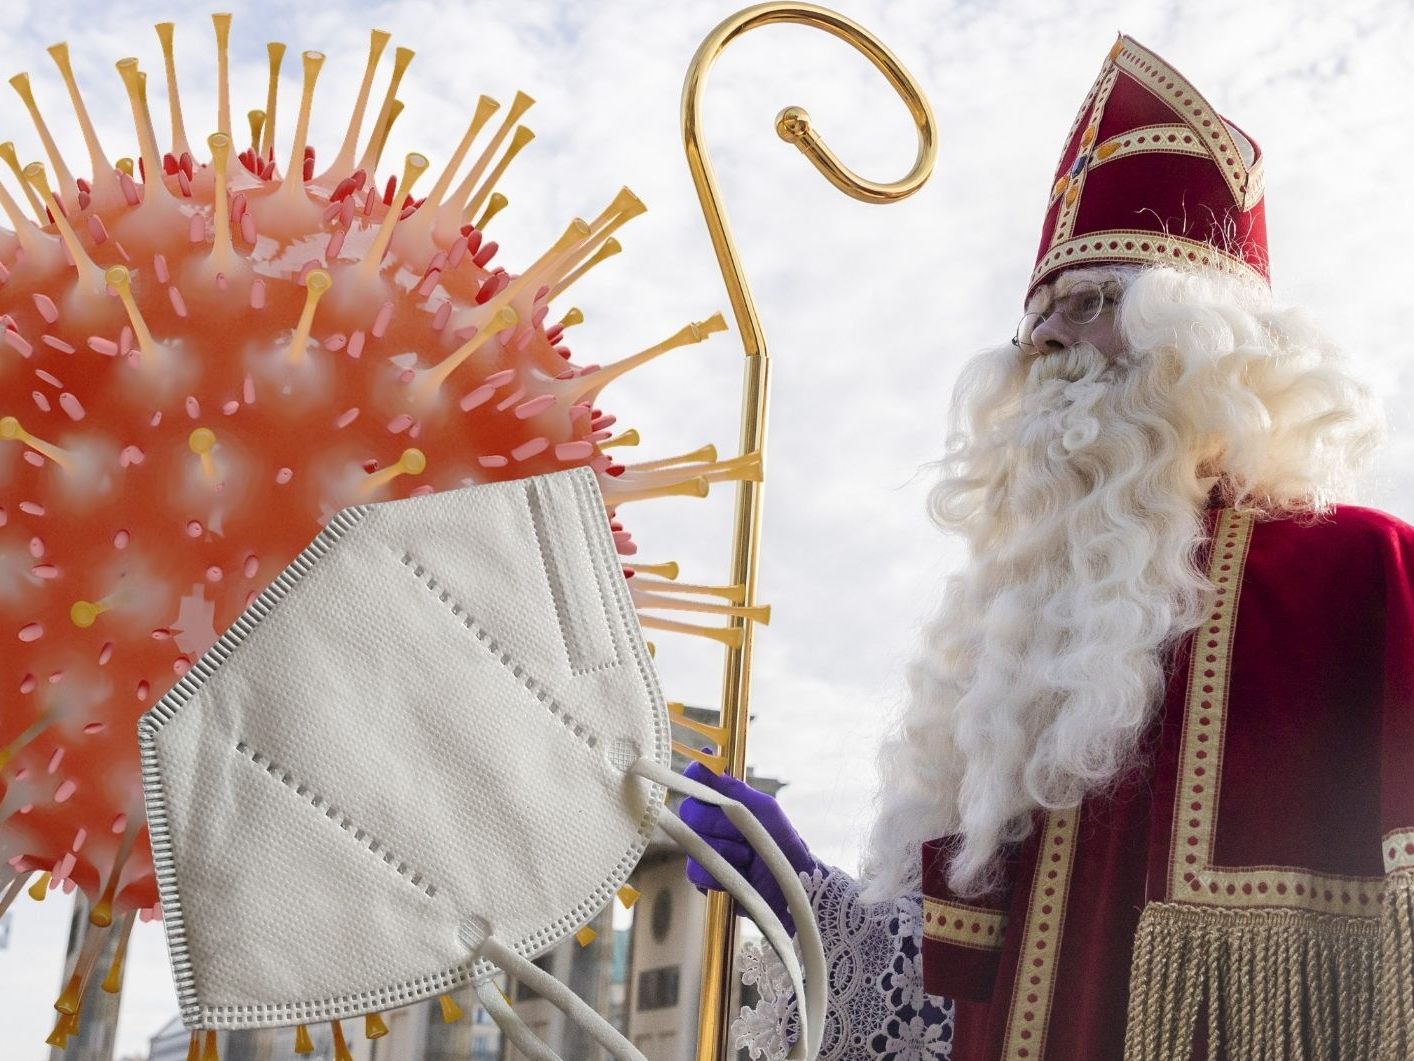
[0,14,761,1049]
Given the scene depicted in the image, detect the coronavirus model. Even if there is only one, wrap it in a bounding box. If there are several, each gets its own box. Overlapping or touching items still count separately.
[0,15,761,1056]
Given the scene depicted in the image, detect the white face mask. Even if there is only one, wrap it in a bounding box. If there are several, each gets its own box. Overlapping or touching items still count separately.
[138,464,824,1060]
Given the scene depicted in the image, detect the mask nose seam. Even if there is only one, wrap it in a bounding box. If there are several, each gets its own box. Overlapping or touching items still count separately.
[233,738,438,898]
[393,547,602,753]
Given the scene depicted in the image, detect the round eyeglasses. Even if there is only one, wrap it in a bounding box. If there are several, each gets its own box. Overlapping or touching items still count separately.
[1013,280,1120,354]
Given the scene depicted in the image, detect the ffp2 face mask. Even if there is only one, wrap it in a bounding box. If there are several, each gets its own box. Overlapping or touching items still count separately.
[138,464,824,1060]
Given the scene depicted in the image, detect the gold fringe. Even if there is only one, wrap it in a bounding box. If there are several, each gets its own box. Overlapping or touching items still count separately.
[1123,901,1381,1060]
[1376,869,1414,1057]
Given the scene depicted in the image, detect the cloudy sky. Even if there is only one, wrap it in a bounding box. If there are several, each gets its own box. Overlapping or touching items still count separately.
[0,0,1410,1056]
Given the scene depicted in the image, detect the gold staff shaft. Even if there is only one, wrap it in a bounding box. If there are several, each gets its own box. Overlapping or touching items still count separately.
[680,4,937,1058]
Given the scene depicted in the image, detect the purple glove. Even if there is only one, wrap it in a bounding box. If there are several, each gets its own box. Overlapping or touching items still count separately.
[679,760,817,935]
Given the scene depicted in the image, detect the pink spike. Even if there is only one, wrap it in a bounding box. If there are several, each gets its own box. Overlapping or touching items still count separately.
[53,780,77,804]
[326,229,347,259]
[188,212,205,243]
[32,564,59,579]
[17,623,43,643]
[243,375,256,403]
[339,197,355,228]
[177,169,193,197]
[88,336,118,356]
[275,467,293,484]
[47,748,64,774]
[98,643,114,664]
[477,454,508,468]
[31,391,51,413]
[335,407,359,428]
[250,279,266,309]
[387,413,413,434]
[153,254,170,283]
[58,393,84,421]
[120,171,141,205]
[112,529,129,549]
[222,400,239,414]
[35,369,63,387]
[323,333,347,351]
[459,384,496,412]
[240,210,257,244]
[495,385,526,412]
[111,813,127,834]
[431,301,452,331]
[169,285,188,318]
[514,394,556,419]
[32,294,59,324]
[555,441,594,461]
[6,331,34,357]
[347,331,365,358]
[19,501,44,516]
[42,336,76,354]
[29,536,44,557]
[185,396,201,419]
[371,301,394,338]
[511,437,549,462]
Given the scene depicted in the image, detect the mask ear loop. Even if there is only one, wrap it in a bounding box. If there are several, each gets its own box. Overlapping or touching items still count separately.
[630,756,825,1061]
[473,978,560,1061]
[461,930,649,1061]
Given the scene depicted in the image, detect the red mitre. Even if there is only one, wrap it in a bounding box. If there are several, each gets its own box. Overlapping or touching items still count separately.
[1028,35,1270,301]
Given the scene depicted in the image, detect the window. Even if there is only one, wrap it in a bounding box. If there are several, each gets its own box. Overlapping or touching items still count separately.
[636,965,680,1011]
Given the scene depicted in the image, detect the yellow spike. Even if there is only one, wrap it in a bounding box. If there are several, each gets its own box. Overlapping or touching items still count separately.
[246,110,265,152]
[626,451,761,489]
[47,43,118,202]
[105,266,162,368]
[260,42,287,159]
[205,133,239,277]
[606,476,708,504]
[355,152,428,284]
[90,812,140,926]
[433,97,502,208]
[631,588,769,624]
[626,443,718,471]
[646,640,656,658]
[319,28,391,183]
[22,162,106,293]
[471,191,508,232]
[599,428,640,450]
[55,919,112,1013]
[286,269,333,364]
[28,871,52,901]
[116,158,134,176]
[213,14,233,138]
[364,1012,389,1039]
[274,50,324,205]
[330,1019,352,1061]
[587,185,647,238]
[185,1030,199,1061]
[560,314,727,405]
[201,1028,219,1061]
[154,23,192,158]
[70,596,115,629]
[574,924,598,947]
[616,884,640,909]
[189,427,218,479]
[114,59,173,207]
[548,237,621,302]
[0,706,59,770]
[640,614,743,648]
[672,740,727,773]
[100,910,138,992]
[668,703,729,743]
[0,873,31,920]
[442,90,534,235]
[556,306,584,330]
[9,73,78,203]
[437,994,463,1023]
[361,448,426,495]
[625,560,679,579]
[632,577,744,603]
[0,141,45,220]
[366,99,406,175]
[356,46,414,176]
[293,1024,314,1054]
[45,1011,77,1048]
[1,415,75,469]
[415,305,517,399]
[462,125,535,223]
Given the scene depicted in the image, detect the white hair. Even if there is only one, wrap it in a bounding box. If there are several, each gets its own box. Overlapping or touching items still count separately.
[860,263,1383,902]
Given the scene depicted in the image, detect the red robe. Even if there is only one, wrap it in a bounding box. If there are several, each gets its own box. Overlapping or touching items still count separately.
[920,504,1414,1060]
